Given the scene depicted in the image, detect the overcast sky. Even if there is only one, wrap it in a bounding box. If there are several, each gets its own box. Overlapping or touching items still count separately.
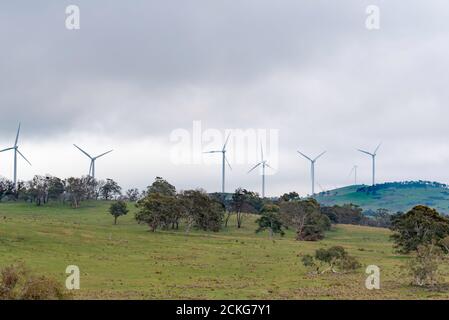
[1,1,449,196]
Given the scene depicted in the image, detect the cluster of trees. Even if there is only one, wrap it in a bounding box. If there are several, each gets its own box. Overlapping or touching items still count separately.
[321,204,392,228]
[357,180,449,194]
[0,175,136,208]
[135,177,225,232]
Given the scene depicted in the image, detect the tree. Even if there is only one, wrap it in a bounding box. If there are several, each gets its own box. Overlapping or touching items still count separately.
[320,203,364,225]
[126,188,140,202]
[255,204,284,238]
[230,188,259,228]
[135,193,177,232]
[180,189,224,232]
[390,205,449,253]
[100,179,122,200]
[26,175,49,206]
[408,244,442,287]
[47,176,65,202]
[108,201,129,225]
[280,198,331,241]
[64,177,86,208]
[279,191,299,202]
[0,178,15,202]
[302,246,361,274]
[146,177,176,196]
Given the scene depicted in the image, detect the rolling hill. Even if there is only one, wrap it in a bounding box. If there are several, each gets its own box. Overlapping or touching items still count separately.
[314,181,449,214]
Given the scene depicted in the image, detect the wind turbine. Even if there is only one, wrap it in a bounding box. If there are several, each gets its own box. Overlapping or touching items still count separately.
[357,143,381,186]
[247,145,272,198]
[203,133,232,193]
[297,150,326,195]
[0,123,32,189]
[73,144,113,179]
[349,165,358,185]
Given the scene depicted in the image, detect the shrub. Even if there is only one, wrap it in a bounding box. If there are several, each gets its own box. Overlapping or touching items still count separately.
[408,244,442,287]
[0,263,69,300]
[301,246,361,274]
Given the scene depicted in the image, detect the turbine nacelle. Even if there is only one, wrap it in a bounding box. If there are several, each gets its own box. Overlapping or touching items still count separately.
[74,144,113,179]
[203,132,232,193]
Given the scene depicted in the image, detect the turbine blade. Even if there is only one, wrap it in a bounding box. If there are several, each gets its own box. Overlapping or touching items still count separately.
[225,156,232,170]
[89,161,93,175]
[260,144,264,161]
[0,147,14,153]
[222,132,231,151]
[14,123,21,147]
[374,143,382,155]
[357,149,373,156]
[95,149,113,159]
[203,150,221,154]
[297,150,312,161]
[348,166,355,177]
[17,149,31,166]
[313,151,326,161]
[73,144,92,159]
[247,162,262,173]
[265,162,274,169]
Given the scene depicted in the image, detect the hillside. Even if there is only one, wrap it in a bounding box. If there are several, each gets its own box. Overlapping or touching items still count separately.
[1,201,449,299]
[315,181,449,214]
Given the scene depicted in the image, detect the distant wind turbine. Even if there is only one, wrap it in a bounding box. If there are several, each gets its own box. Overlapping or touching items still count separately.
[0,123,32,189]
[357,143,381,186]
[297,150,326,195]
[248,145,273,198]
[73,144,113,179]
[348,165,358,185]
[203,133,232,193]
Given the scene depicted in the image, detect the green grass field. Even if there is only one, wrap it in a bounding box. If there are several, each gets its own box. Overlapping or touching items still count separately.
[1,201,449,299]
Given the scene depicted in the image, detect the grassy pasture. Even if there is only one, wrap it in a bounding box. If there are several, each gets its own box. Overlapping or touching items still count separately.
[0,201,449,299]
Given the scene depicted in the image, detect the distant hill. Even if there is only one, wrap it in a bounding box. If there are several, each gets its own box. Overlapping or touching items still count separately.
[314,181,449,214]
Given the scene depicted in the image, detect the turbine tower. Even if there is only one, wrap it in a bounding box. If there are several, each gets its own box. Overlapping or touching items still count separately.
[203,133,232,193]
[297,150,326,195]
[73,144,113,179]
[357,143,381,186]
[248,145,272,198]
[0,123,32,189]
[349,165,358,185]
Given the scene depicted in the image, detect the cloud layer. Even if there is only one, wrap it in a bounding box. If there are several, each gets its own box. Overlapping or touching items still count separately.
[1,1,449,195]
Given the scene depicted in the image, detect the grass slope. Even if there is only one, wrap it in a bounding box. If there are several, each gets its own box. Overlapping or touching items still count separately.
[315,182,449,214]
[1,201,449,299]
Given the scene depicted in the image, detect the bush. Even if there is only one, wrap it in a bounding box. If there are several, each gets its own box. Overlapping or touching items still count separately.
[408,245,442,287]
[0,263,68,300]
[301,246,361,274]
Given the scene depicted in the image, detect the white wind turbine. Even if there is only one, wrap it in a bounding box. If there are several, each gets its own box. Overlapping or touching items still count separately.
[247,145,272,198]
[297,150,326,195]
[349,165,358,185]
[357,143,381,186]
[73,144,113,179]
[0,123,32,189]
[203,133,232,193]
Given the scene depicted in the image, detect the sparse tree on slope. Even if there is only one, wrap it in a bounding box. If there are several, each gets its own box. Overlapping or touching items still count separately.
[255,204,285,238]
[109,200,129,225]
